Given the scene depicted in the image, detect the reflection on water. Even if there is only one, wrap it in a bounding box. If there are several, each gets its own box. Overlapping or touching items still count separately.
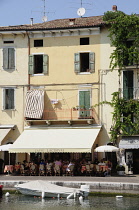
[0,194,139,210]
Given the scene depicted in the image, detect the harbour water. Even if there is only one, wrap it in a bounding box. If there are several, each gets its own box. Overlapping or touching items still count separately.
[0,194,139,210]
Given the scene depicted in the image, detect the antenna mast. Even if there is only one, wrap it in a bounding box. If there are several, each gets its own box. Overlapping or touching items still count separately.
[77,0,86,17]
[42,0,47,22]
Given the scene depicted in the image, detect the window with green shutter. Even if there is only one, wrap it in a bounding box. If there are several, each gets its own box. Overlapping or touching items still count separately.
[74,52,95,73]
[3,48,15,70]
[28,54,48,75]
[79,91,90,118]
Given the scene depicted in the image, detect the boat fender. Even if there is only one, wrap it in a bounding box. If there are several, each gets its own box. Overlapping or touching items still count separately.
[116,195,123,198]
[79,196,83,201]
[67,192,74,199]
[5,192,10,197]
[41,191,45,198]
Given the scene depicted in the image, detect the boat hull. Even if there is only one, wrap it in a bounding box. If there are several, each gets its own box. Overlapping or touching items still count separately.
[17,187,76,198]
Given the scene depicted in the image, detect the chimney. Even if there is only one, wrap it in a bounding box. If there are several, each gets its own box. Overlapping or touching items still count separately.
[112,5,117,12]
[30,18,33,25]
[69,18,75,25]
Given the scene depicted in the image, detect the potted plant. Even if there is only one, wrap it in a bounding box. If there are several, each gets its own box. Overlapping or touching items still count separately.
[116,164,125,175]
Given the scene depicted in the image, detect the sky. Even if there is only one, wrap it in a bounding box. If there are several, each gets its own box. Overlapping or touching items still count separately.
[0,0,139,26]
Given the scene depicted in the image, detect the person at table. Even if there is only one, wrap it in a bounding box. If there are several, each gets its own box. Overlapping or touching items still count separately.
[98,159,106,166]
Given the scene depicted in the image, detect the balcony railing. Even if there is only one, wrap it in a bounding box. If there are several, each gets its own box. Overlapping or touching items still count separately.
[41,108,94,121]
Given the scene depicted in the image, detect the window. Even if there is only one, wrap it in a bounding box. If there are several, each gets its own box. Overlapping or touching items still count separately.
[34,40,43,47]
[28,54,48,75]
[3,40,14,44]
[123,70,133,100]
[80,37,89,45]
[74,52,95,73]
[3,48,15,70]
[3,88,15,110]
[123,41,134,66]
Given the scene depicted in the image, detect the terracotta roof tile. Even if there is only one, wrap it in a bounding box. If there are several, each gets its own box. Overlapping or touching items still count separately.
[0,16,104,31]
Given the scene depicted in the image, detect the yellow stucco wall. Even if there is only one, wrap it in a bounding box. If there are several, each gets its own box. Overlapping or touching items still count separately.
[0,34,28,147]
[30,35,100,84]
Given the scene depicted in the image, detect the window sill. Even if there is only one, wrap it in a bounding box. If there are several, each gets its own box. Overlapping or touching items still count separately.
[78,72,91,75]
[2,109,16,111]
[32,73,44,76]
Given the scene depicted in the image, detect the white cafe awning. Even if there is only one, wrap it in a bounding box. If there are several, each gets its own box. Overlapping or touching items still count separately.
[9,126,101,153]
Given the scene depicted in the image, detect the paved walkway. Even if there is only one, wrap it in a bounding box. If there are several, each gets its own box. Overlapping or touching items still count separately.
[0,174,139,183]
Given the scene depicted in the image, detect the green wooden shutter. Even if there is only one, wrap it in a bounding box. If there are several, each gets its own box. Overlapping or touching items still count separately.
[43,54,48,74]
[28,55,34,75]
[89,52,95,73]
[9,48,15,69]
[79,91,90,118]
[74,53,80,73]
[123,71,133,100]
[3,48,8,69]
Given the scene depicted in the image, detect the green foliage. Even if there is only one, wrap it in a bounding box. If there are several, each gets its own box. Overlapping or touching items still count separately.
[103,11,125,22]
[109,92,139,143]
[116,165,125,171]
[103,12,139,70]
[101,12,139,143]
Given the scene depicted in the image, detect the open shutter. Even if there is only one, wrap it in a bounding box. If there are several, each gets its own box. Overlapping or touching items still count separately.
[9,48,15,69]
[43,54,48,74]
[133,47,139,65]
[84,91,90,117]
[74,53,80,73]
[3,48,8,69]
[9,89,15,109]
[28,55,34,75]
[89,52,95,73]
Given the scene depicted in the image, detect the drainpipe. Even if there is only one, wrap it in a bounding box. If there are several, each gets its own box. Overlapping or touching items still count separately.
[26,31,30,90]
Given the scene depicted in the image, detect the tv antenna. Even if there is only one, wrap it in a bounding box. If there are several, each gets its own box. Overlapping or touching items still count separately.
[42,0,47,22]
[77,0,86,17]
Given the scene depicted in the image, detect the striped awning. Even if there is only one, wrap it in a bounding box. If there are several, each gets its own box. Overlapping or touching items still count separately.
[24,89,44,119]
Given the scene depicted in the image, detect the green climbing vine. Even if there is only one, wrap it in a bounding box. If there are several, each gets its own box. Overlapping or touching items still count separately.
[100,11,139,143]
[108,92,139,143]
[103,11,139,70]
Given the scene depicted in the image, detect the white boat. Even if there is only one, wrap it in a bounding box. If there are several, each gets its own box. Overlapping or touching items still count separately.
[15,180,90,199]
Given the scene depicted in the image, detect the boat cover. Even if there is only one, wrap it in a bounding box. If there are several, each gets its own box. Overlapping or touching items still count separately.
[15,180,79,194]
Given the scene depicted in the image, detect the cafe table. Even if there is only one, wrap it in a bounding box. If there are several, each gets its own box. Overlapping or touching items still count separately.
[4,165,14,173]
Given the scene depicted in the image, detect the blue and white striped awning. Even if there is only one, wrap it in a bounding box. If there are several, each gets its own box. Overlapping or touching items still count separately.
[24,89,44,119]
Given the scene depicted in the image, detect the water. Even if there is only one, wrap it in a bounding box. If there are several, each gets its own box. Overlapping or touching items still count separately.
[0,194,139,210]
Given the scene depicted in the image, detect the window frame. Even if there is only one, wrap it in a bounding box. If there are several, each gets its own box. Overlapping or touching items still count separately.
[2,87,15,110]
[28,53,48,75]
[3,47,16,70]
[34,39,43,47]
[80,37,89,45]
[74,51,95,74]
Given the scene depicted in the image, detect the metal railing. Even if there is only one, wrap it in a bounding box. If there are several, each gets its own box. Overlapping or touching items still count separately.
[42,108,94,120]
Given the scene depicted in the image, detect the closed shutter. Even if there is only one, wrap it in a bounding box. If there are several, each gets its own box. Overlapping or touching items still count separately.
[43,54,48,74]
[9,48,15,69]
[79,91,90,118]
[74,53,80,73]
[123,71,133,100]
[28,55,34,75]
[3,48,15,69]
[3,48,8,69]
[89,52,95,73]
